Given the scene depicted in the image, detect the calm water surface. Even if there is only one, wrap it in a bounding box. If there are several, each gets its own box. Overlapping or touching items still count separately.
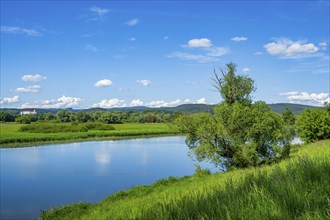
[0,136,216,220]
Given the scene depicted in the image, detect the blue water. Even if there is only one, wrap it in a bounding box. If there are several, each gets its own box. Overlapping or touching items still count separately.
[0,136,216,220]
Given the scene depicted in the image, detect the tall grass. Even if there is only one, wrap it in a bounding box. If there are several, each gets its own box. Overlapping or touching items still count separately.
[18,122,115,133]
[40,139,330,220]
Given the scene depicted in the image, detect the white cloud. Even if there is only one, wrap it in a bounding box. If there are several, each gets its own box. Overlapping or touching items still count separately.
[254,51,263,55]
[130,99,144,106]
[15,85,40,94]
[94,79,113,87]
[91,98,209,108]
[264,38,319,59]
[319,42,328,51]
[126,18,139,26]
[186,80,201,85]
[1,26,42,37]
[242,68,250,73]
[169,38,228,63]
[163,36,169,40]
[89,6,109,21]
[146,98,207,108]
[85,44,98,52]
[319,42,327,47]
[280,91,329,106]
[185,38,212,48]
[167,52,219,63]
[137,79,151,86]
[196,98,206,104]
[279,91,299,96]
[21,74,47,82]
[147,99,181,108]
[206,47,229,57]
[21,96,82,108]
[231,36,248,42]
[286,59,329,75]
[129,37,136,41]
[90,6,109,16]
[118,87,130,92]
[92,98,126,108]
[0,96,20,105]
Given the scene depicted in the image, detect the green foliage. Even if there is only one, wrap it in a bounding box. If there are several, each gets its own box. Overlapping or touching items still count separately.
[0,111,15,122]
[175,63,292,169]
[296,108,330,143]
[75,111,92,123]
[40,202,92,220]
[213,62,255,105]
[175,102,292,169]
[325,102,330,114]
[282,107,296,125]
[56,110,73,123]
[39,140,330,220]
[15,114,37,124]
[194,164,211,177]
[44,112,56,121]
[98,112,121,124]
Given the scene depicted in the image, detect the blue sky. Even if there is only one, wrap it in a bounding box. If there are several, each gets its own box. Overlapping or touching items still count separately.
[1,1,329,109]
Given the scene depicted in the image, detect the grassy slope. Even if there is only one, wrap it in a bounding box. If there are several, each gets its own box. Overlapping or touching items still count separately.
[0,123,178,148]
[40,139,330,220]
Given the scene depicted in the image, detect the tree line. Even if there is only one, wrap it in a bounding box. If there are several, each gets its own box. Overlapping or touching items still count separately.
[0,110,183,124]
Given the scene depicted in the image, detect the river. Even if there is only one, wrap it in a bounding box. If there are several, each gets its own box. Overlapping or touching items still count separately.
[0,136,216,220]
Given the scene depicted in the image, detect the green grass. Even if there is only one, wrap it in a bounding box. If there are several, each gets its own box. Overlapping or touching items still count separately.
[0,123,178,148]
[40,139,330,220]
[18,122,115,133]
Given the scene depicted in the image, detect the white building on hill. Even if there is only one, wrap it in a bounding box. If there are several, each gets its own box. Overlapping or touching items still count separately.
[20,109,37,115]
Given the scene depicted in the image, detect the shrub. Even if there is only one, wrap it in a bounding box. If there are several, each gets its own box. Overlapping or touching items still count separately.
[194,164,211,177]
[296,108,330,143]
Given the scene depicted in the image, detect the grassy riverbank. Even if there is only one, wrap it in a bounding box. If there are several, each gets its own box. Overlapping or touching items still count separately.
[40,139,330,220]
[0,123,178,148]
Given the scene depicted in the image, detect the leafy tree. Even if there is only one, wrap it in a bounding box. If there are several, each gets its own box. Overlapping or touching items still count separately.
[16,115,33,124]
[213,62,255,105]
[296,108,330,143]
[91,111,103,122]
[56,110,73,123]
[281,107,296,140]
[0,112,15,122]
[75,112,92,123]
[44,112,56,121]
[98,112,120,124]
[175,102,291,168]
[325,102,330,114]
[174,63,291,169]
[282,108,295,125]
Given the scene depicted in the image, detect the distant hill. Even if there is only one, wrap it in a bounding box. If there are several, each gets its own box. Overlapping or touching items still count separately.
[268,103,321,115]
[166,104,215,113]
[0,103,322,115]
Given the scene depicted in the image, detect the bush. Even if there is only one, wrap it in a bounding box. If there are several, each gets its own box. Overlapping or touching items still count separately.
[194,164,211,177]
[296,108,330,143]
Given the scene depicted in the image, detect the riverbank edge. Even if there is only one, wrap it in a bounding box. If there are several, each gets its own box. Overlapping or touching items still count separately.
[40,139,330,220]
[0,133,182,148]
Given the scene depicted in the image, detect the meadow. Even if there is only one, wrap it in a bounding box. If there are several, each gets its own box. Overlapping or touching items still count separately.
[0,122,178,148]
[40,139,330,220]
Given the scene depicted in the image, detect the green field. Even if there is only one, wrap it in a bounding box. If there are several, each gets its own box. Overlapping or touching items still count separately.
[0,123,178,148]
[40,139,330,220]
